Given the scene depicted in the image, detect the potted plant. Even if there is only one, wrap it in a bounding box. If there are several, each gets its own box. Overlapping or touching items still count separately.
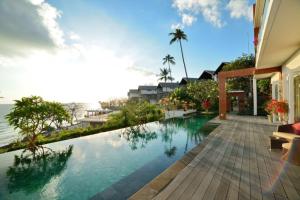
[276,101,289,124]
[265,99,277,122]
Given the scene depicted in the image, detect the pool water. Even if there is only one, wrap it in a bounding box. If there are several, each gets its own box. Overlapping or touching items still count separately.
[0,115,214,200]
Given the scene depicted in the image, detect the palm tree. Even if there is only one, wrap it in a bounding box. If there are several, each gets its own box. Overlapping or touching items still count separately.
[169,29,188,79]
[163,54,175,82]
[158,68,171,82]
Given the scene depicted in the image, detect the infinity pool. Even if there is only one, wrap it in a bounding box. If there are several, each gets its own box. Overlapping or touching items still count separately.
[0,115,214,200]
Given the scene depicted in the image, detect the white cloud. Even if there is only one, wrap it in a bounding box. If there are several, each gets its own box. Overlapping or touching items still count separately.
[226,0,253,21]
[171,23,183,30]
[181,14,197,26]
[126,66,156,76]
[69,32,81,41]
[0,43,158,103]
[0,0,64,56]
[172,0,224,28]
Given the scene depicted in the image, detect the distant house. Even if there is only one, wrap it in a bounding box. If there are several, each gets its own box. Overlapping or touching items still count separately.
[138,85,158,104]
[157,82,179,98]
[213,62,229,81]
[179,77,199,86]
[198,70,215,80]
[127,89,140,100]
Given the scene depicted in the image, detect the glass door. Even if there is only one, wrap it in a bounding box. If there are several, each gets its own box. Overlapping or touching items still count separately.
[294,75,300,122]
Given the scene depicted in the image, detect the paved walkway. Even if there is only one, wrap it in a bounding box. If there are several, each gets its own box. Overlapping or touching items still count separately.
[154,115,300,200]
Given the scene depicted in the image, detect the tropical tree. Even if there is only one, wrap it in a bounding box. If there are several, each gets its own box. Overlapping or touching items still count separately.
[187,80,219,110]
[163,54,175,82]
[6,96,71,156]
[66,103,83,125]
[158,68,172,82]
[47,102,71,129]
[169,29,188,78]
[223,54,255,94]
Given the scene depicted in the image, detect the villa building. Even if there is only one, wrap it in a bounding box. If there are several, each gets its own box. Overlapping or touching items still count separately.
[137,85,158,104]
[253,0,300,123]
[179,77,198,86]
[198,70,215,80]
[127,89,140,100]
[157,82,179,99]
[213,62,229,81]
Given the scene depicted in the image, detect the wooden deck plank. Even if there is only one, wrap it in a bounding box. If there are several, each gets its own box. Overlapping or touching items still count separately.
[201,122,239,200]
[190,121,237,200]
[249,121,263,200]
[152,115,300,200]
[213,121,243,200]
[257,125,288,200]
[153,125,225,200]
[165,128,225,200]
[226,121,247,200]
[174,122,235,200]
[238,121,251,200]
[253,126,275,200]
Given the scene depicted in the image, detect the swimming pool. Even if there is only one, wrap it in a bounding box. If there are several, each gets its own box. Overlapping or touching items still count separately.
[0,115,214,200]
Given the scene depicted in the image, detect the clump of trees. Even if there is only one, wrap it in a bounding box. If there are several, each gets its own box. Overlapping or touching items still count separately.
[167,80,219,112]
[100,98,127,110]
[106,100,164,128]
[223,54,255,94]
[6,96,70,156]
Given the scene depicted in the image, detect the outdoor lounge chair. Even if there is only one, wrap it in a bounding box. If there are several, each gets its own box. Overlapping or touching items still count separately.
[272,123,300,165]
[273,122,300,141]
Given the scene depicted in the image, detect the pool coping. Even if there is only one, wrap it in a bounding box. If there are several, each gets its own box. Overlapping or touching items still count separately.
[129,118,220,200]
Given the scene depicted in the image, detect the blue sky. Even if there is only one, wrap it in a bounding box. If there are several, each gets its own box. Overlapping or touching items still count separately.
[0,0,254,103]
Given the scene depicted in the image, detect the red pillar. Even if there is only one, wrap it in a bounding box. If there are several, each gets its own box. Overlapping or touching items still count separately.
[219,77,226,120]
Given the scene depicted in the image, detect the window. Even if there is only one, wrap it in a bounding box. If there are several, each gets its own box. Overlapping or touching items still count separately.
[294,75,300,122]
[274,84,279,100]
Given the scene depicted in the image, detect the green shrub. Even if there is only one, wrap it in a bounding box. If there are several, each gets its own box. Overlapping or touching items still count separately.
[0,100,164,154]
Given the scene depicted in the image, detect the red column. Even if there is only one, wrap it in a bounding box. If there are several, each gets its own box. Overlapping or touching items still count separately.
[219,77,226,120]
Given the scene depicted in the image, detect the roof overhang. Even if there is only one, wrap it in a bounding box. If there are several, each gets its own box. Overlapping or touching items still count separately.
[256,0,300,69]
[254,0,265,28]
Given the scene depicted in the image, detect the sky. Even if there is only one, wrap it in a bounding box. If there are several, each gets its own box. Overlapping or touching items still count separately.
[0,0,255,104]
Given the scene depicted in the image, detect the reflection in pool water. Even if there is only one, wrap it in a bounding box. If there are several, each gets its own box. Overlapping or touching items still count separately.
[0,115,214,200]
[6,146,73,194]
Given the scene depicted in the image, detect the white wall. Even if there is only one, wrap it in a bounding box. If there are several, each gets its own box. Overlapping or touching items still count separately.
[162,87,174,92]
[140,89,157,95]
[128,93,140,98]
[281,49,300,123]
[271,72,280,100]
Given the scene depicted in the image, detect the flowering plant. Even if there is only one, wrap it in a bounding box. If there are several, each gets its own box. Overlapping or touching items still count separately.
[265,99,288,114]
[202,99,211,112]
[276,101,288,114]
[265,99,278,114]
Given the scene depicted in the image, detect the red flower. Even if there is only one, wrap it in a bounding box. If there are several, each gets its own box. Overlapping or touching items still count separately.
[265,99,288,114]
[202,99,211,111]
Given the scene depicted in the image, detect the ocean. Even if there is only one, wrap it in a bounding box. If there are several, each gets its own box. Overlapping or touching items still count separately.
[0,104,18,147]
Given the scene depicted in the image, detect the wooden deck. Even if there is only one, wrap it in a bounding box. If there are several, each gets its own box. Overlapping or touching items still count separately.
[153,115,300,200]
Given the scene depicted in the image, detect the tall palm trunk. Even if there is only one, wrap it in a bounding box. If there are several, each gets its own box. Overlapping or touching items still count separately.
[168,62,172,83]
[179,39,188,79]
